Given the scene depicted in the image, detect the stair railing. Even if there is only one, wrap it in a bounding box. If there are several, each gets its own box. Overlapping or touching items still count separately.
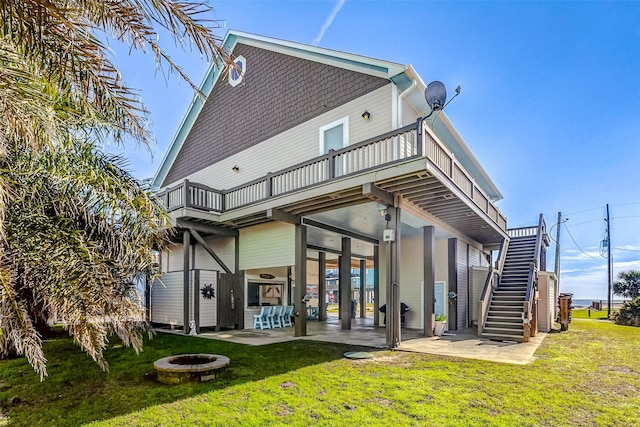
[478,237,508,336]
[523,214,546,342]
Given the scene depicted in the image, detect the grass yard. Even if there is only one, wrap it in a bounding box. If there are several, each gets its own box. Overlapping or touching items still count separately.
[572,307,611,320]
[1,319,639,426]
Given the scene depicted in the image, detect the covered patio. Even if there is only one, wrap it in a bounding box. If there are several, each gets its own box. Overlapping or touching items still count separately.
[156,318,546,365]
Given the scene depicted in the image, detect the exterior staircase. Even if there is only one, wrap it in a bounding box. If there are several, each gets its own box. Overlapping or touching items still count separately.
[482,234,538,342]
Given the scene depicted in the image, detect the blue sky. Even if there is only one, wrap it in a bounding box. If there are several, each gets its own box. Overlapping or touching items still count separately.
[109,1,640,299]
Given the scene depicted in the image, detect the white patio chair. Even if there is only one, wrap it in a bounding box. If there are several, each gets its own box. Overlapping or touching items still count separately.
[281,305,293,327]
[271,306,283,328]
[253,306,271,330]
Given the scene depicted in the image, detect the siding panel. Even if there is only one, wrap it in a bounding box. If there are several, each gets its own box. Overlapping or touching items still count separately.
[239,222,295,270]
[198,270,218,327]
[399,234,424,329]
[194,237,236,272]
[164,44,389,186]
[151,272,183,326]
[457,239,468,329]
[165,85,393,191]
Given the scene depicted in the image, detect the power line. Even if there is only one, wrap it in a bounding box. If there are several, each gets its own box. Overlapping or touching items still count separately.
[565,206,605,216]
[565,202,640,217]
[563,222,601,259]
[613,247,640,253]
[612,202,640,208]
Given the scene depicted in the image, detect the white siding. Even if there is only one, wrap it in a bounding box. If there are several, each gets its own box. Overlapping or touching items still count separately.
[401,96,420,127]
[151,270,219,328]
[239,222,295,270]
[457,239,469,329]
[194,237,236,272]
[399,234,424,329]
[435,239,449,283]
[198,270,218,327]
[538,272,556,332]
[162,243,183,273]
[164,85,393,190]
[151,272,183,327]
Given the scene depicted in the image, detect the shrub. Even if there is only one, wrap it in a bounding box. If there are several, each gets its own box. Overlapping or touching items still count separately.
[611,297,640,326]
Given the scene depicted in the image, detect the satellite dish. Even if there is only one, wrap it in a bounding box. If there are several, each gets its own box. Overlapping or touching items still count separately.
[425,81,447,111]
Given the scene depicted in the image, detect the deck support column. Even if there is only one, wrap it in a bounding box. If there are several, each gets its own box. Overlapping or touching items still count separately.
[448,238,458,332]
[423,226,435,337]
[294,224,308,337]
[373,245,380,326]
[339,237,352,330]
[318,252,327,321]
[359,259,366,318]
[386,206,401,348]
[182,230,190,334]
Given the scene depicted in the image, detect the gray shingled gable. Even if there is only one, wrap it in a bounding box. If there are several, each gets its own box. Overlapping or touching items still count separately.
[163,43,388,186]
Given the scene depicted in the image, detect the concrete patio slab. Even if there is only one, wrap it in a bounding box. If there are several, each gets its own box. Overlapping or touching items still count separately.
[155,319,546,365]
[398,328,547,365]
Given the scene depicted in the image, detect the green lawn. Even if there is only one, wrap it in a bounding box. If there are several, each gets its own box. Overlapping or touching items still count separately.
[572,307,611,319]
[1,320,639,426]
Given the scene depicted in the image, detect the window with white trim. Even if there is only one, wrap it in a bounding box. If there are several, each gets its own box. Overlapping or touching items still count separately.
[319,116,349,155]
[229,55,246,87]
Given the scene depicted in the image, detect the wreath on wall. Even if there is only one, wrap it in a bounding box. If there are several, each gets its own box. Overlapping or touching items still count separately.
[201,284,216,300]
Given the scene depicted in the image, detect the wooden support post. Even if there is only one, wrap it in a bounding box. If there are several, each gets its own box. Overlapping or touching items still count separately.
[423,226,435,337]
[373,245,380,327]
[386,206,401,348]
[294,224,307,337]
[318,252,327,321]
[193,269,200,334]
[182,230,190,334]
[340,237,352,330]
[359,259,366,318]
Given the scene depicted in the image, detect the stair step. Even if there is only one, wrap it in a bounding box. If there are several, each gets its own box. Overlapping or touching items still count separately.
[483,326,524,334]
[481,332,524,342]
[482,326,524,337]
[487,313,522,319]
[501,276,529,280]
[486,317,522,323]
[488,310,522,317]
[491,301,524,307]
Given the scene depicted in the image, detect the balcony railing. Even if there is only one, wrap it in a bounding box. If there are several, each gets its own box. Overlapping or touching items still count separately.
[157,119,507,231]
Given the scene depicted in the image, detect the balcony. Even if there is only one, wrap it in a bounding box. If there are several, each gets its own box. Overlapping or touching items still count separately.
[158,120,507,237]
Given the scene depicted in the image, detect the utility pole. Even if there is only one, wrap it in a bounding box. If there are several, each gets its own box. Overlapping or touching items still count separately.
[606,204,612,317]
[554,211,562,288]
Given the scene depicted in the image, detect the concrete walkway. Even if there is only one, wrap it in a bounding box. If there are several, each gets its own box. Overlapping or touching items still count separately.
[157,318,546,365]
[398,328,547,365]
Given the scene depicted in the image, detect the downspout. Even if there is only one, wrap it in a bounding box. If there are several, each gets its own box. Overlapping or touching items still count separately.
[397,80,417,128]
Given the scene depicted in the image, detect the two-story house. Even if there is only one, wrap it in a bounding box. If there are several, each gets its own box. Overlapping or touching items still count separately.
[150,31,551,346]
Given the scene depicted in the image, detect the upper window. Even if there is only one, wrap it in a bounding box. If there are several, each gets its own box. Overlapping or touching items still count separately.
[229,55,246,87]
[319,117,349,155]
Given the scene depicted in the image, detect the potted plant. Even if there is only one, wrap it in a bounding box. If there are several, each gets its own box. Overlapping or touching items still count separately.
[434,314,447,336]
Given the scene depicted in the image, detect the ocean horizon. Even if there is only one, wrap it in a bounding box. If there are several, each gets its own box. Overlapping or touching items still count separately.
[571,298,628,307]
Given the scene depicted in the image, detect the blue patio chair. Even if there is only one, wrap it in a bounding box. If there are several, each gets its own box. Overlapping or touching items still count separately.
[253,306,271,330]
[271,306,283,328]
[264,305,277,329]
[281,305,293,327]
